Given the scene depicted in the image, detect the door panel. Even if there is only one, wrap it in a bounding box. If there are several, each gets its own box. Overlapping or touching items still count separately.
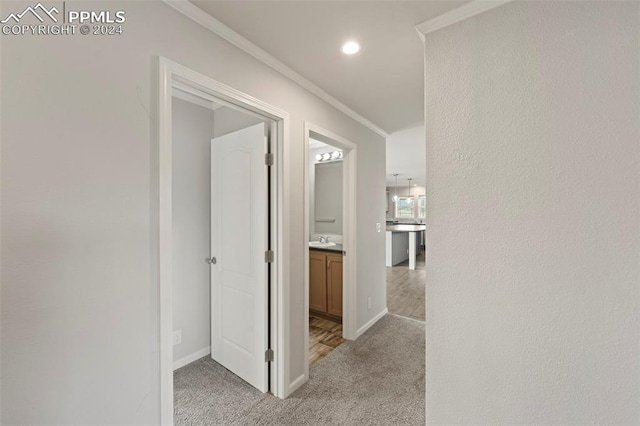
[326,254,343,318]
[211,123,268,393]
[309,251,327,313]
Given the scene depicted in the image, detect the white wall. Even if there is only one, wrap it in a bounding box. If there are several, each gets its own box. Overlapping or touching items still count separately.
[171,97,214,365]
[0,1,386,423]
[423,1,639,424]
[355,134,388,328]
[386,124,425,186]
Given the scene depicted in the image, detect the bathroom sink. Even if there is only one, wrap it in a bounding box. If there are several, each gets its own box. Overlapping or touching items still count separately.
[309,241,336,247]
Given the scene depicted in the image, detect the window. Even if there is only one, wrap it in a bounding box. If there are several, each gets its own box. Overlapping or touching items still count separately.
[395,196,414,218]
[418,195,426,218]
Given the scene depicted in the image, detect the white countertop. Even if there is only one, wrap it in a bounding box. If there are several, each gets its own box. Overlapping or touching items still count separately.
[386,224,426,232]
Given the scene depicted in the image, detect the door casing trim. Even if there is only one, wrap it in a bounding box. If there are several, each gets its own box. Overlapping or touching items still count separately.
[157,57,290,424]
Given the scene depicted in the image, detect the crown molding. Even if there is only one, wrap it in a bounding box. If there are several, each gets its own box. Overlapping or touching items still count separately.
[161,0,390,138]
[416,0,513,35]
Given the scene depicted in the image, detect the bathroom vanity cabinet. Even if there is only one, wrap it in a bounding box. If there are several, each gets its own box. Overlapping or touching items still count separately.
[309,249,343,321]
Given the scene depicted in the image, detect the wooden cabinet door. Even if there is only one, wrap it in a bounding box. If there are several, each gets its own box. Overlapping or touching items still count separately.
[309,251,327,313]
[326,253,343,318]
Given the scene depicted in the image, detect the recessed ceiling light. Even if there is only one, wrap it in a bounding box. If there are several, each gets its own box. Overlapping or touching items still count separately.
[341,41,360,55]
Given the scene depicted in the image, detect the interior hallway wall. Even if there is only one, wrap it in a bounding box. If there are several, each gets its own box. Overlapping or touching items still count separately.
[171,97,214,365]
[0,1,386,423]
[423,1,640,423]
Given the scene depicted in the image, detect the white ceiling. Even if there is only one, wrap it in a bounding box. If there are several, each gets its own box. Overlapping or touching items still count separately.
[191,0,469,134]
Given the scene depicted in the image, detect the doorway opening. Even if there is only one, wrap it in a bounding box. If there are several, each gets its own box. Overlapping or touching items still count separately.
[158,58,289,424]
[303,123,357,382]
[307,137,346,366]
[385,175,426,321]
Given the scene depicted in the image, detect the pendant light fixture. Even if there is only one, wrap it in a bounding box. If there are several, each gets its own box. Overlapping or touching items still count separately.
[392,174,399,202]
[407,178,413,204]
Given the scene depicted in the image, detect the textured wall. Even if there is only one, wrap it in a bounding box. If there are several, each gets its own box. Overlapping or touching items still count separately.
[423,1,639,424]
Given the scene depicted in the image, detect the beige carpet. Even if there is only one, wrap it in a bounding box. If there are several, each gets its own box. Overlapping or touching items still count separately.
[174,314,425,425]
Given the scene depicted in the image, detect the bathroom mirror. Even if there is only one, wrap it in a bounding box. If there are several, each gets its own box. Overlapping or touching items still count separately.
[313,160,343,234]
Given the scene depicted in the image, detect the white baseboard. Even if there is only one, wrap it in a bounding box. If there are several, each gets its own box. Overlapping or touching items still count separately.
[355,308,388,339]
[388,313,426,324]
[173,346,211,371]
[288,373,306,395]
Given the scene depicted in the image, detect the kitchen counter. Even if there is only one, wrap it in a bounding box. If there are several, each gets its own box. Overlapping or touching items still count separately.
[386,224,426,232]
[309,243,344,254]
[386,225,425,270]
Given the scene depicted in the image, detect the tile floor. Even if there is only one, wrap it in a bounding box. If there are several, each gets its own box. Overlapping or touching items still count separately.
[386,252,426,321]
[308,315,345,367]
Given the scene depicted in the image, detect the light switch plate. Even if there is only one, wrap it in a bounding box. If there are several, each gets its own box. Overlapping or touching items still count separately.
[376,222,381,232]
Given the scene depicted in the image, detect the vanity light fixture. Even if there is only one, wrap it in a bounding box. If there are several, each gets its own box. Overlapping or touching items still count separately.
[392,173,399,202]
[316,150,343,163]
[342,41,360,55]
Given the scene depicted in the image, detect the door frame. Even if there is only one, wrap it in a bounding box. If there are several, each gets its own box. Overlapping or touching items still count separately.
[157,57,289,424]
[303,122,357,380]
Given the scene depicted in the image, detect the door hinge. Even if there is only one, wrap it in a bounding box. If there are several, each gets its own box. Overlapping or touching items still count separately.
[265,348,274,362]
[265,250,274,263]
[265,153,274,166]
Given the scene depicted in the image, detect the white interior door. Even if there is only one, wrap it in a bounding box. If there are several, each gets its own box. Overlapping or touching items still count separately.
[210,123,269,392]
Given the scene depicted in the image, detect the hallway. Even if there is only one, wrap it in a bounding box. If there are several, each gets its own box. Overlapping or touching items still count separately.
[174,315,424,425]
[386,253,425,321]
